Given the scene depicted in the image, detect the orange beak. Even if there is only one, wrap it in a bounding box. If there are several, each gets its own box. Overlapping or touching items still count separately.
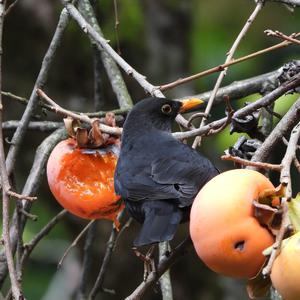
[179,98,204,113]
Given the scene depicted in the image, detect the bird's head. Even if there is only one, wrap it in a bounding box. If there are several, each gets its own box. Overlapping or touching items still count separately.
[123,97,204,133]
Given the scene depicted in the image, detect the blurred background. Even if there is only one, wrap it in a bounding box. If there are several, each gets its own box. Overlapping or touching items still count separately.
[1,0,300,299]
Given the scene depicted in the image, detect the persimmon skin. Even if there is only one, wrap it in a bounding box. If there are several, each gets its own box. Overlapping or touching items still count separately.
[47,139,123,221]
[190,169,275,279]
[271,232,300,300]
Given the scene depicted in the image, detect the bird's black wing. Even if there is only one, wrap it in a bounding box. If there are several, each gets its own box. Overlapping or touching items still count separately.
[150,151,217,207]
[115,139,218,207]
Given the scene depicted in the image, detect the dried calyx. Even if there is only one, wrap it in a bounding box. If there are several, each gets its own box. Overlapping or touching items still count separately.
[64,112,120,148]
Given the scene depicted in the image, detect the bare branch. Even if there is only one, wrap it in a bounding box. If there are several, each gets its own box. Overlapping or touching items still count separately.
[0,128,67,287]
[5,7,69,176]
[159,33,299,92]
[173,73,300,140]
[251,96,300,165]
[221,154,282,171]
[192,1,264,148]
[3,121,64,132]
[280,122,300,196]
[0,1,23,298]
[265,0,300,7]
[265,30,300,46]
[21,210,68,266]
[37,89,122,136]
[179,66,282,105]
[89,212,131,299]
[58,220,95,269]
[4,0,18,16]
[262,122,300,276]
[78,0,133,109]
[125,238,193,300]
[76,220,98,300]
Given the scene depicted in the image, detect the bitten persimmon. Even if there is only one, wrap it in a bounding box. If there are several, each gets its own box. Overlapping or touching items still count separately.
[47,138,123,223]
[190,169,275,278]
[271,232,300,300]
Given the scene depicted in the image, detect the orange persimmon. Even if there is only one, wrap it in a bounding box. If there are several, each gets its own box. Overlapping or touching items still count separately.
[47,138,123,223]
[190,169,275,278]
[271,232,300,300]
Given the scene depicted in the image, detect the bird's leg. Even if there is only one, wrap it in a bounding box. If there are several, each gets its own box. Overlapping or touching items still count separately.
[132,245,156,281]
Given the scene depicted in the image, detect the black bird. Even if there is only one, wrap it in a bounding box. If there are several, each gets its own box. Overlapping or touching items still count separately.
[114,97,218,247]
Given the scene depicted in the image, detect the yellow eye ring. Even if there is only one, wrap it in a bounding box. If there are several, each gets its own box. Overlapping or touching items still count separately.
[161,104,172,114]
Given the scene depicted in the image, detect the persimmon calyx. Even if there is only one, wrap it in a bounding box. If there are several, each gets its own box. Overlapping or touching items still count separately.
[63,112,120,149]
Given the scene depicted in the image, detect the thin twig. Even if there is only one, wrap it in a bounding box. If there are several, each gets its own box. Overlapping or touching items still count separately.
[293,157,300,172]
[78,0,132,109]
[265,30,300,46]
[0,128,67,287]
[63,1,191,130]
[125,237,193,300]
[4,0,18,16]
[265,0,300,6]
[262,122,300,276]
[21,210,68,267]
[221,154,282,171]
[113,0,121,55]
[173,73,300,140]
[0,1,23,298]
[159,33,299,92]
[36,89,122,136]
[250,96,300,167]
[76,220,98,300]
[5,7,70,177]
[2,121,64,132]
[89,212,131,299]
[7,191,37,202]
[58,220,95,269]
[280,122,300,196]
[262,201,289,276]
[192,0,264,148]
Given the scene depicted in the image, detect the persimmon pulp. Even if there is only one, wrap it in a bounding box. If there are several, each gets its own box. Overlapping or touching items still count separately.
[47,139,123,221]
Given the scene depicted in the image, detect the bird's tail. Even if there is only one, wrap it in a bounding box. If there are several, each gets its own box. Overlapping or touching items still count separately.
[133,200,183,247]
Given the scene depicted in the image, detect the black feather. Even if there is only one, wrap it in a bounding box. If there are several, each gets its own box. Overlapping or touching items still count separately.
[114,97,218,246]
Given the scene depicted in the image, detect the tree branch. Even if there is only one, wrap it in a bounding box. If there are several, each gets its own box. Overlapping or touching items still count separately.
[2,121,64,132]
[265,0,300,7]
[159,33,299,92]
[262,122,300,276]
[125,238,193,300]
[0,128,67,287]
[192,1,264,148]
[78,0,133,109]
[179,66,282,105]
[62,1,191,130]
[173,73,300,139]
[89,212,131,299]
[250,96,300,165]
[5,7,69,176]
[36,89,122,136]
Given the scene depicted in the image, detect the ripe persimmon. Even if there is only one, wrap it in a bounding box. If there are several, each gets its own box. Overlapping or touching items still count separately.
[271,232,300,300]
[190,169,275,278]
[47,138,123,223]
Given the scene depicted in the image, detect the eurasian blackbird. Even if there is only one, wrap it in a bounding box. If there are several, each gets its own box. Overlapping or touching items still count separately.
[114,97,218,246]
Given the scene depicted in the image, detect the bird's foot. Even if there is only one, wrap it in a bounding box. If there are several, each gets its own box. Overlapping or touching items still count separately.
[133,245,156,281]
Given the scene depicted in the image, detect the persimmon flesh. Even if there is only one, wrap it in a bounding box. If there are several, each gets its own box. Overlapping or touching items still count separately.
[271,232,300,300]
[47,139,123,222]
[190,169,275,278]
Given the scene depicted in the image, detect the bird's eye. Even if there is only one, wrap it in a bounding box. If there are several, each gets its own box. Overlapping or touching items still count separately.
[161,104,172,115]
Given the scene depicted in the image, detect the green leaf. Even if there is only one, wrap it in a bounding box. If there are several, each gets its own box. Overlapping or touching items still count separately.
[288,193,300,232]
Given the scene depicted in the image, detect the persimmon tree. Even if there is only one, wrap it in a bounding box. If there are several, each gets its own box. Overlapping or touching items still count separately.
[0,0,299,299]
